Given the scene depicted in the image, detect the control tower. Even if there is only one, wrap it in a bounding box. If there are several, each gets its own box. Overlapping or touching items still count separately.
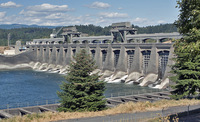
[61,27,81,43]
[110,22,137,43]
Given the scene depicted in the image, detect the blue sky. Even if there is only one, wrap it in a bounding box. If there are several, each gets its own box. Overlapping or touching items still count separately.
[0,0,179,27]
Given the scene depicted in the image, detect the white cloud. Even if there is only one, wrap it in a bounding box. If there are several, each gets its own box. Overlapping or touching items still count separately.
[0,12,6,21]
[157,20,167,24]
[0,1,22,8]
[132,17,148,23]
[99,12,128,18]
[45,13,63,19]
[26,3,69,12]
[131,17,153,26]
[0,3,76,25]
[118,7,123,10]
[20,3,70,17]
[0,12,6,18]
[16,3,128,26]
[131,17,169,26]
[18,4,72,25]
[1,13,90,26]
[19,10,45,17]
[87,2,110,9]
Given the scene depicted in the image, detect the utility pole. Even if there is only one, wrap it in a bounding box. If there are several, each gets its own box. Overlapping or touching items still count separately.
[8,33,10,47]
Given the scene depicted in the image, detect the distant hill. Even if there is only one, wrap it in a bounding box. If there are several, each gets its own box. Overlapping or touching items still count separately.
[0,24,57,29]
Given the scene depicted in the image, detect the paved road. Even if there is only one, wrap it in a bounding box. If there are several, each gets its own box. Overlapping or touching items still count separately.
[53,104,200,122]
[179,113,200,122]
[54,110,162,122]
[180,113,200,122]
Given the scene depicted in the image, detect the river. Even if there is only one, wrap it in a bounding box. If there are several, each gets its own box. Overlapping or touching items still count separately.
[0,69,162,109]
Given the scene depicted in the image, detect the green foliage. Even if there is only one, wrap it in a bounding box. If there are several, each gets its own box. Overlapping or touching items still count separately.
[133,24,177,34]
[0,28,52,46]
[75,24,111,36]
[170,0,200,99]
[175,0,200,36]
[57,49,106,112]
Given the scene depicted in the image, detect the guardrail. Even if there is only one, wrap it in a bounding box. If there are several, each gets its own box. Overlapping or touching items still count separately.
[108,89,167,98]
[0,90,168,110]
[0,99,59,110]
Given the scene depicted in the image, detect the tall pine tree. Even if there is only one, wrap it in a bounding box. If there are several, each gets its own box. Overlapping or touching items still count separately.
[57,49,106,112]
[171,0,200,99]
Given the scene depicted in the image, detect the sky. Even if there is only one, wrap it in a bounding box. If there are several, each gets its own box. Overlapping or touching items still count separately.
[0,0,179,27]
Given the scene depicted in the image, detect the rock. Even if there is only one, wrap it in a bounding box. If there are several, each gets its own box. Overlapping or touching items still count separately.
[101,70,114,79]
[125,72,143,83]
[111,71,127,81]
[139,73,158,86]
[153,78,169,89]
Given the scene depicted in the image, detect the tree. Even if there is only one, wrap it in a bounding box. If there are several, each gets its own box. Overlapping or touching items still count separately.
[170,0,200,99]
[57,49,106,112]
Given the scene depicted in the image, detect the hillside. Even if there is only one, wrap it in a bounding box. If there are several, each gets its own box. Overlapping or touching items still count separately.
[0,23,177,46]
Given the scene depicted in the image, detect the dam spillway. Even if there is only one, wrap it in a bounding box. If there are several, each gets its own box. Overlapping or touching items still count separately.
[22,43,174,89]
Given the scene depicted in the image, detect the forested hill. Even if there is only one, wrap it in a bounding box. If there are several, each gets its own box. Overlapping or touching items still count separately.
[134,24,177,34]
[75,23,177,36]
[0,23,177,46]
[0,28,52,46]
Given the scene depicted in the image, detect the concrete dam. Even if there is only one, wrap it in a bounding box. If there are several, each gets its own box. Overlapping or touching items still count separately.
[0,22,180,89]
[24,43,174,89]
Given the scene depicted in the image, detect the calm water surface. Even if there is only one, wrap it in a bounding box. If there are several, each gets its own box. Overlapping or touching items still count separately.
[0,69,161,108]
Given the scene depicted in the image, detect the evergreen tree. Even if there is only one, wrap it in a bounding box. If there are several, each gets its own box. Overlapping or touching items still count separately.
[170,0,200,99]
[57,49,106,112]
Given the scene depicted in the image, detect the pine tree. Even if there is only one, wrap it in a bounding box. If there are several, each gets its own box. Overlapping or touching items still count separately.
[57,49,106,112]
[170,0,200,99]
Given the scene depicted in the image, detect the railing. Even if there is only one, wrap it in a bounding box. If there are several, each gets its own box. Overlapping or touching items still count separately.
[0,89,168,110]
[107,89,167,98]
[0,99,60,110]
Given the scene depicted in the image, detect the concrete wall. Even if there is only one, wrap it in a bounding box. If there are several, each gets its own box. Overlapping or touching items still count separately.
[0,50,37,65]
[27,43,173,81]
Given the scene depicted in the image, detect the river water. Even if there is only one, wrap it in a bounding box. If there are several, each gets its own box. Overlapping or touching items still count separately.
[0,69,162,109]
